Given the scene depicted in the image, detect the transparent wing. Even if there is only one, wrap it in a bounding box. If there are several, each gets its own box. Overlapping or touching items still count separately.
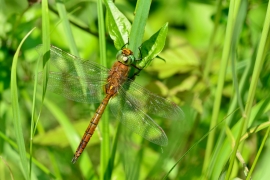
[108,79,184,146]
[37,45,109,78]
[109,89,168,146]
[37,45,109,103]
[119,80,185,121]
[38,72,106,103]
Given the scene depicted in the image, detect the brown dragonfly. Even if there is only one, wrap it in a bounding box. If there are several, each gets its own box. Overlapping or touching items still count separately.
[38,45,184,163]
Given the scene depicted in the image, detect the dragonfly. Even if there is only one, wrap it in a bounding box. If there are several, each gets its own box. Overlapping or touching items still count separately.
[38,45,184,163]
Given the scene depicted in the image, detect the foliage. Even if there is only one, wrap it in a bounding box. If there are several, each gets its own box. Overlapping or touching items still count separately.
[1,0,270,180]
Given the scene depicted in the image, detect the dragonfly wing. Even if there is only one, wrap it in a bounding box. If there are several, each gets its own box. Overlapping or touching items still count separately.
[119,80,185,121]
[36,45,109,79]
[109,88,168,146]
[37,45,109,103]
[38,72,106,103]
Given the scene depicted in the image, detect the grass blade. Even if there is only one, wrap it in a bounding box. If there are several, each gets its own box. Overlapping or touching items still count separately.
[56,1,79,56]
[129,0,151,58]
[227,0,270,179]
[11,27,36,180]
[0,131,57,179]
[97,0,110,179]
[247,123,270,179]
[41,0,50,99]
[29,0,51,179]
[41,96,96,179]
[202,0,239,176]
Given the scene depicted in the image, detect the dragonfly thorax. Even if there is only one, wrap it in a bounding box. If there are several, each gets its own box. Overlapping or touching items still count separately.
[116,48,135,65]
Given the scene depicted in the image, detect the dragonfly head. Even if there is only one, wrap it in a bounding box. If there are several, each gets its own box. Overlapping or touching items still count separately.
[116,48,135,65]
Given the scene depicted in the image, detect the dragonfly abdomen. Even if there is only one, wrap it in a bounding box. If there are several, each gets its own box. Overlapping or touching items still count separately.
[72,61,129,163]
[71,94,112,164]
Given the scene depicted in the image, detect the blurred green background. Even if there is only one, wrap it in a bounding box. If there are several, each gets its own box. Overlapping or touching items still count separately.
[1,0,270,179]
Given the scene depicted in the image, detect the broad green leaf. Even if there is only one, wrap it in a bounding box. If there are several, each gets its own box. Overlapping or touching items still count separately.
[136,22,168,69]
[146,41,199,79]
[33,120,100,148]
[104,0,131,50]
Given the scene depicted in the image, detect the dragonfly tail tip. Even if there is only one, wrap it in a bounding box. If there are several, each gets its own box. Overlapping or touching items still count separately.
[71,157,77,164]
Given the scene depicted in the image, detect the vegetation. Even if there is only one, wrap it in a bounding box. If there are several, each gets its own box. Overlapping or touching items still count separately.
[1,0,270,179]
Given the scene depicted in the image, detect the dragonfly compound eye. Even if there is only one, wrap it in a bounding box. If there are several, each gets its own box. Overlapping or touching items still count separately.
[116,49,135,65]
[123,56,128,62]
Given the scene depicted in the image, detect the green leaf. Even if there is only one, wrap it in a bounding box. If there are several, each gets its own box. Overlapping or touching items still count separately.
[137,22,168,69]
[33,120,100,148]
[104,0,131,50]
[146,39,199,79]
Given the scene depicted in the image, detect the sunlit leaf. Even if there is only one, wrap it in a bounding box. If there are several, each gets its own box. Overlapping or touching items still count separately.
[147,42,200,78]
[105,0,131,50]
[33,120,100,148]
[137,22,168,69]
